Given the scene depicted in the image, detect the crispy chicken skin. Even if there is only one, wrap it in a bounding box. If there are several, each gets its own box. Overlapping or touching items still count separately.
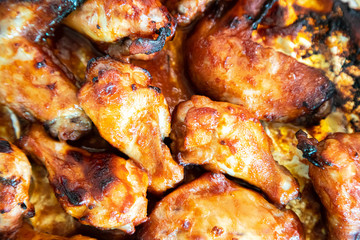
[20,125,148,233]
[186,0,334,122]
[165,0,215,26]
[171,95,299,205]
[296,131,360,240]
[0,139,33,239]
[139,173,304,240]
[78,57,184,194]
[64,0,176,57]
[0,0,91,141]
[16,223,95,240]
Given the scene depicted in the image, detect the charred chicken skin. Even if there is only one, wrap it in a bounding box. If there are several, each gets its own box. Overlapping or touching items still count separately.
[0,139,33,240]
[171,95,299,205]
[64,0,176,57]
[20,124,148,234]
[78,57,184,194]
[186,0,335,122]
[140,173,304,240]
[0,0,91,141]
[296,131,360,240]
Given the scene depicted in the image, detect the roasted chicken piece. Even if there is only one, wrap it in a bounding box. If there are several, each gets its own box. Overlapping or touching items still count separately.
[16,223,95,240]
[20,124,148,233]
[78,57,184,194]
[165,0,215,26]
[0,0,91,141]
[171,95,299,205]
[296,131,360,240]
[0,139,33,239]
[140,173,304,239]
[64,0,176,58]
[186,0,335,122]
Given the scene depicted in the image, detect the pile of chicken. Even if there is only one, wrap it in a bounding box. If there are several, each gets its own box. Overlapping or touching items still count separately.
[0,0,360,239]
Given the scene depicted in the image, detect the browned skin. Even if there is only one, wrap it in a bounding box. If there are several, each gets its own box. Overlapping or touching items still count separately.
[186,0,334,122]
[296,131,360,240]
[20,125,148,233]
[78,57,184,194]
[171,95,299,205]
[15,223,95,240]
[139,173,304,240]
[64,0,176,57]
[165,0,215,26]
[0,139,33,240]
[0,0,91,141]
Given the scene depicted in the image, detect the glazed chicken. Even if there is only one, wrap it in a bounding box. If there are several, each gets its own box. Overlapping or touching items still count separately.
[186,0,335,122]
[64,0,176,58]
[296,131,360,240]
[171,95,299,205]
[16,223,95,240]
[0,139,33,239]
[0,0,91,141]
[20,124,148,234]
[139,173,304,239]
[78,57,184,194]
[165,0,215,26]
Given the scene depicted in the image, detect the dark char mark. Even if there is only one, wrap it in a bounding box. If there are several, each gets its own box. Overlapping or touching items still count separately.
[55,176,86,206]
[0,140,13,153]
[0,176,21,188]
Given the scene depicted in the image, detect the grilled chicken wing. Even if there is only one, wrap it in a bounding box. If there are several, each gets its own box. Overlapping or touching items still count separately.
[20,124,148,233]
[0,139,33,239]
[296,131,360,240]
[171,95,299,205]
[0,0,91,141]
[78,57,184,194]
[186,0,334,122]
[165,0,215,26]
[16,223,95,240]
[140,173,304,239]
[64,0,176,58]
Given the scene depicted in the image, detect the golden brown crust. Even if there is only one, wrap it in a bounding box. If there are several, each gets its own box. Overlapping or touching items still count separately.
[20,125,148,233]
[64,0,176,57]
[139,173,304,240]
[296,131,360,240]
[78,57,184,194]
[186,0,334,122]
[171,95,299,205]
[0,139,33,239]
